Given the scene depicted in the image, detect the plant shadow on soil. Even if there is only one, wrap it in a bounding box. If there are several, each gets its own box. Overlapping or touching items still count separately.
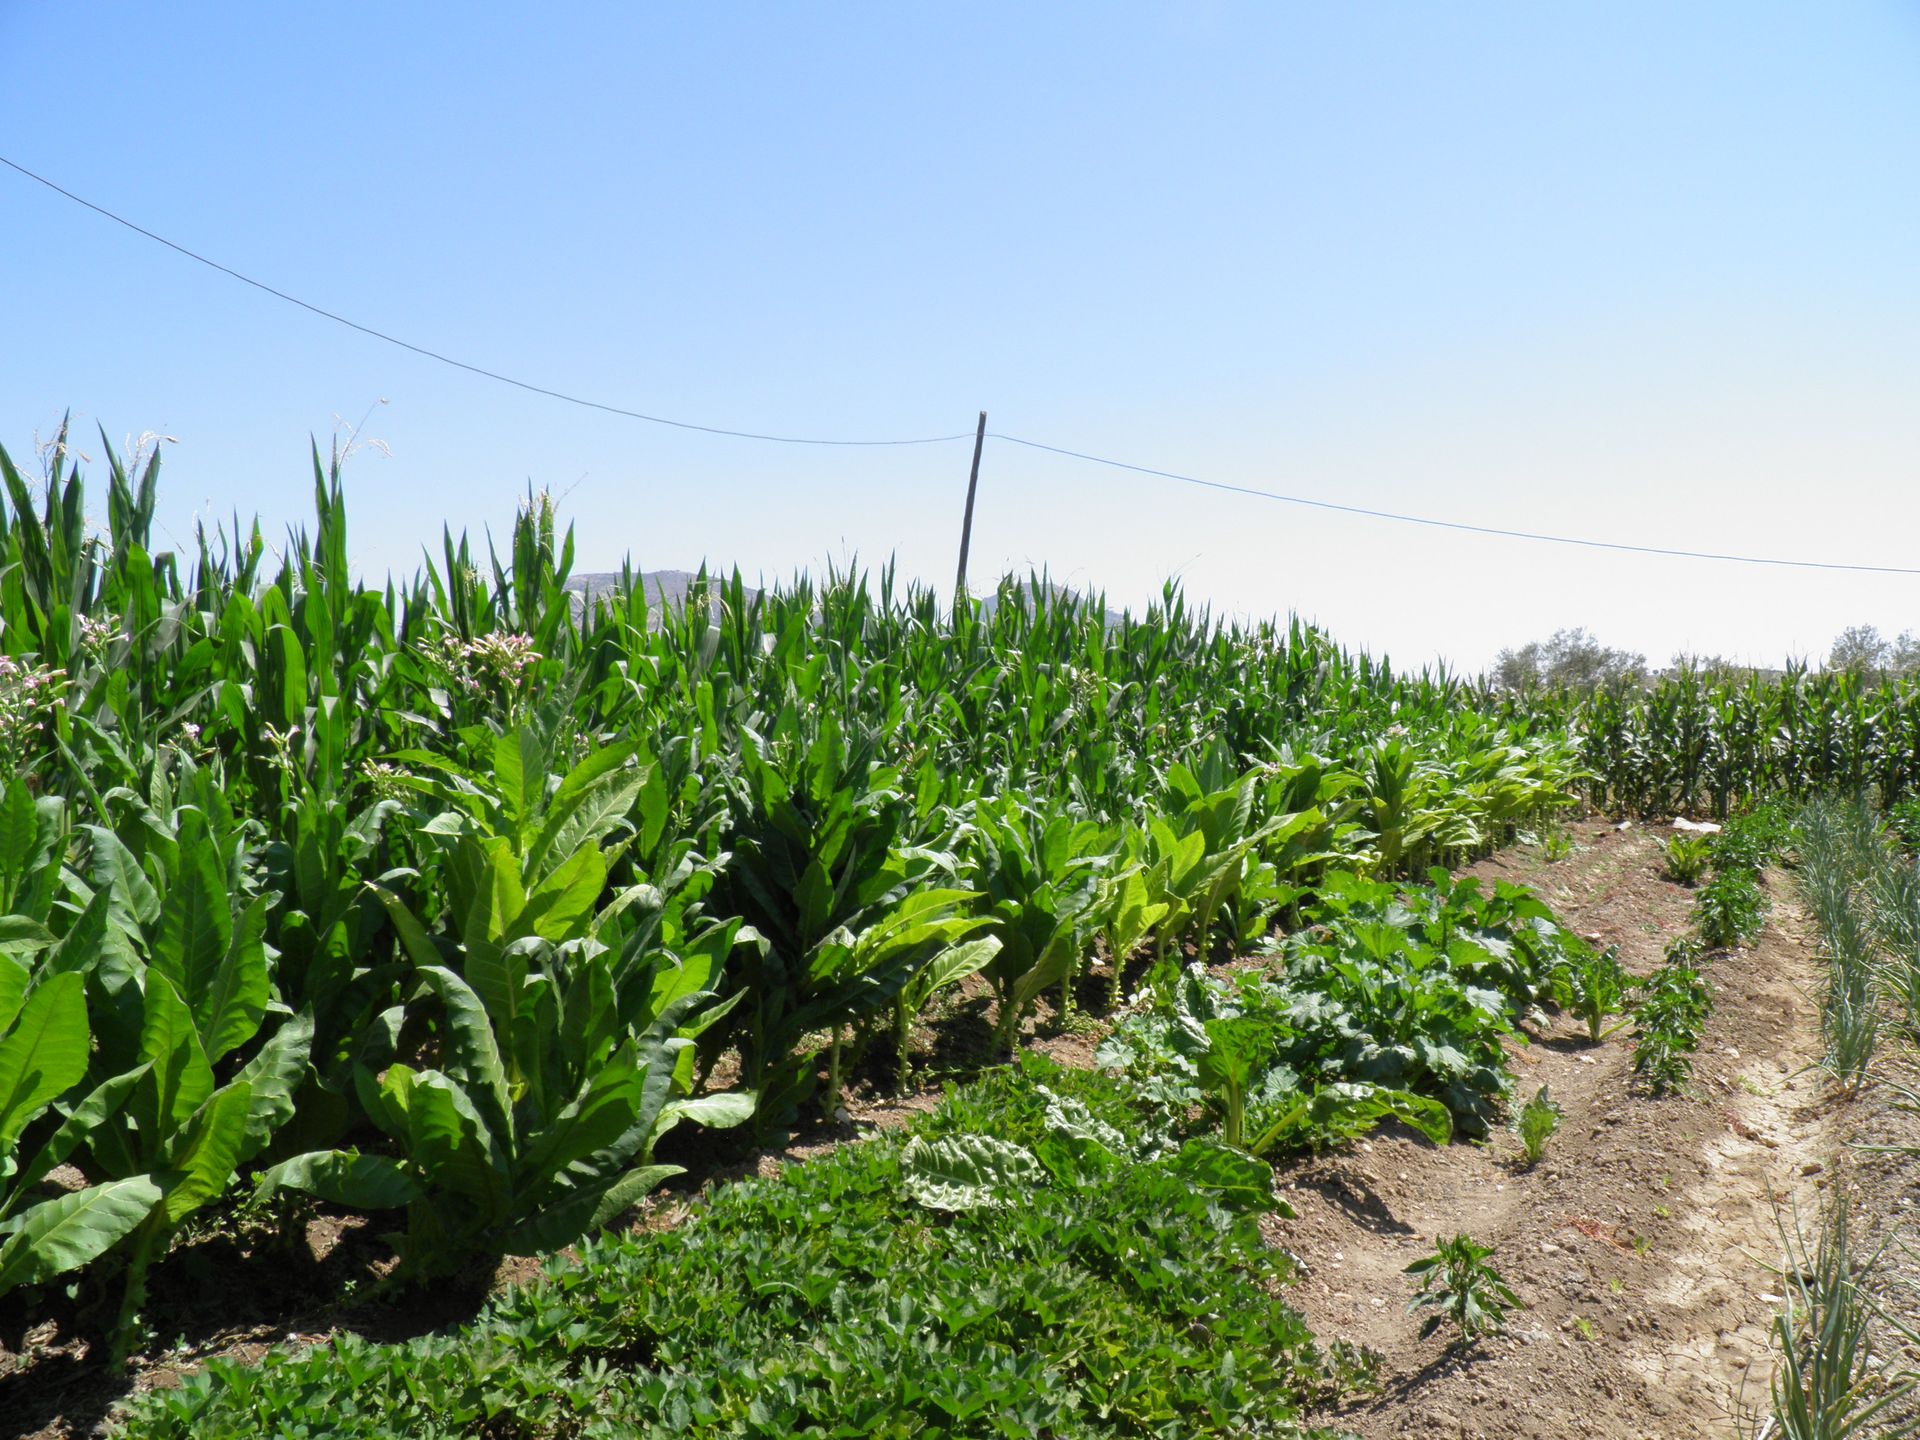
[1294,1159,1422,1240]
[0,1206,509,1440]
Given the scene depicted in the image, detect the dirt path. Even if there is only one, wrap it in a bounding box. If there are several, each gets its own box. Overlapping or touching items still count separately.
[1285,819,1833,1439]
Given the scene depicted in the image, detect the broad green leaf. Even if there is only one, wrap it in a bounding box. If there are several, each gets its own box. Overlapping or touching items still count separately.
[256,1150,420,1211]
[650,1089,754,1148]
[505,1160,680,1255]
[921,936,1000,995]
[0,954,27,1033]
[517,843,606,943]
[1040,1087,1127,1158]
[518,1059,649,1189]
[42,888,112,982]
[0,1177,163,1296]
[901,1134,1047,1212]
[585,1162,681,1229]
[0,972,88,1155]
[527,746,638,876]
[414,965,514,1148]
[492,728,543,843]
[150,813,233,1027]
[443,834,526,953]
[0,781,35,895]
[795,859,834,942]
[387,1067,499,1206]
[233,1012,314,1161]
[198,895,269,1063]
[0,917,54,955]
[139,973,215,1135]
[1163,1138,1288,1213]
[160,1081,252,1225]
[540,770,641,876]
[370,883,445,971]
[1,1063,150,1216]
[84,825,160,930]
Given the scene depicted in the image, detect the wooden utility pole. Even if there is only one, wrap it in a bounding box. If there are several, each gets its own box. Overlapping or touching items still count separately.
[954,411,987,604]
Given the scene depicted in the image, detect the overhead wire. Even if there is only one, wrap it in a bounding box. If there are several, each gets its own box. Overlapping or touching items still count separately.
[6,152,1919,577]
[0,155,974,448]
[986,433,1920,577]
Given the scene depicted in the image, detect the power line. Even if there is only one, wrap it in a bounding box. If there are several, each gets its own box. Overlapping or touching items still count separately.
[0,155,974,448]
[989,432,1920,577]
[8,154,1917,577]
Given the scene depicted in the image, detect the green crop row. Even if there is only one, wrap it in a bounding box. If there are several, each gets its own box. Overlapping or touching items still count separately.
[0,427,1578,1355]
[1563,669,1920,818]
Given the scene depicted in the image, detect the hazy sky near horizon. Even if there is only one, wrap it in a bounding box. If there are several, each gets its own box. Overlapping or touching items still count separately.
[4,3,1919,674]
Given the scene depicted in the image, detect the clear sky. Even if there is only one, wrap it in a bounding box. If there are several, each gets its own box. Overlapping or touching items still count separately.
[5,3,1919,674]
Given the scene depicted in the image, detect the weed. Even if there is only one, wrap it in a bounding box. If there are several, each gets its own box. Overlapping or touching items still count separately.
[1533,823,1575,863]
[1886,797,1920,854]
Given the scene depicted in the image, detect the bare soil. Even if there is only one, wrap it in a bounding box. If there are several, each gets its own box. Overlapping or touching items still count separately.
[1285,818,1920,1439]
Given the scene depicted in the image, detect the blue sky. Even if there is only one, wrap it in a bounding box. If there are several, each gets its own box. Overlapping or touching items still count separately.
[4,3,1919,672]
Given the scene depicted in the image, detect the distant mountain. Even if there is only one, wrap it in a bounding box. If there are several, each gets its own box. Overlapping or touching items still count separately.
[563,569,1123,627]
[563,570,758,614]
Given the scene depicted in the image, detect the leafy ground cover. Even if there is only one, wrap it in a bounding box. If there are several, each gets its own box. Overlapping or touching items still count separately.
[116,1056,1369,1439]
